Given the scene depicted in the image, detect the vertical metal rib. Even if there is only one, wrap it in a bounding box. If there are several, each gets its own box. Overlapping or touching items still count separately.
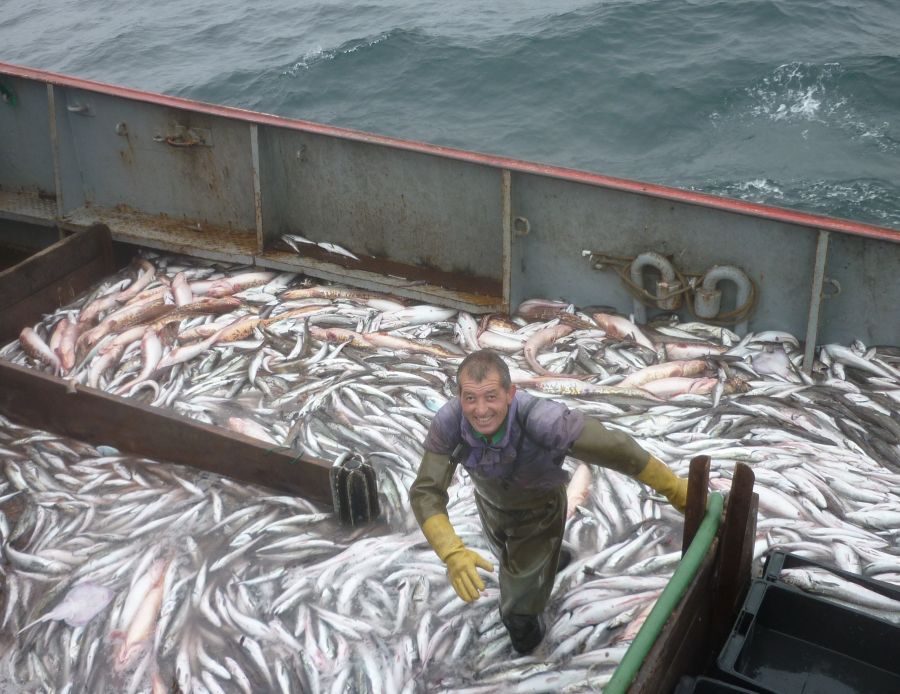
[501,168,512,314]
[803,230,830,374]
[46,84,63,233]
[250,123,264,253]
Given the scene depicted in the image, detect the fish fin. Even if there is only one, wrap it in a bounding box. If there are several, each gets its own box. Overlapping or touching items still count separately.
[16,614,50,635]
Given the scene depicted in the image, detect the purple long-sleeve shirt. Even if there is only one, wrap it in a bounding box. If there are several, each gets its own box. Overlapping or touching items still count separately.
[423,391,585,491]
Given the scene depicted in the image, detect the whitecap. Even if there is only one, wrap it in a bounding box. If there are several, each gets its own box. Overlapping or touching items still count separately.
[746,61,844,123]
[284,46,328,75]
[283,31,396,76]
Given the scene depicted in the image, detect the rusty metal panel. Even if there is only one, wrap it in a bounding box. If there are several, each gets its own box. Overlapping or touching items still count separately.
[59,206,259,266]
[257,126,504,284]
[0,76,53,195]
[54,87,257,232]
[510,172,827,339]
[821,233,900,346]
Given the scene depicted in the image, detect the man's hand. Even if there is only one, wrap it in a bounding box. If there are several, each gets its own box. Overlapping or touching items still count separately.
[445,547,494,602]
[421,513,494,602]
[637,456,689,513]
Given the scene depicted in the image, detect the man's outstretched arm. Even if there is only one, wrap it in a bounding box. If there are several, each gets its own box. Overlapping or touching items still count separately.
[570,418,688,512]
[410,451,494,602]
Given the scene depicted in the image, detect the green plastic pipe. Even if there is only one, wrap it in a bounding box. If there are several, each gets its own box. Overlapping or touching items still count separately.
[603,492,725,694]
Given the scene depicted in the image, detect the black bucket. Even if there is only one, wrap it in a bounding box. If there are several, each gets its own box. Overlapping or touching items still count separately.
[329,453,380,526]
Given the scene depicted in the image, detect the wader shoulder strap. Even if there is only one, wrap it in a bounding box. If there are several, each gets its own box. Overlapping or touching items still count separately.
[515,397,567,467]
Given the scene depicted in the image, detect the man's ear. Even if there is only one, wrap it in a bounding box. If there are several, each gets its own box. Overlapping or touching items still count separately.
[507,384,516,402]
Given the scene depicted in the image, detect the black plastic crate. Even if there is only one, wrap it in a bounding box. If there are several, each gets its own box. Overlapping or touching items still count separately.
[674,675,759,693]
[716,551,900,693]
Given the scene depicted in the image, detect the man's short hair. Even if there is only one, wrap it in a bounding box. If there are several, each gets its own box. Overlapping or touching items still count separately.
[457,349,512,390]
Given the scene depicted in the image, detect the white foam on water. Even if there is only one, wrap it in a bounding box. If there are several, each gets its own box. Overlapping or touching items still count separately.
[285,45,327,74]
[735,178,785,198]
[741,60,897,157]
[284,31,395,75]
[746,61,845,124]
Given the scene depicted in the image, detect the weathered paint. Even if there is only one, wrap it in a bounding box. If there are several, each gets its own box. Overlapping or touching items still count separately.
[1,61,899,344]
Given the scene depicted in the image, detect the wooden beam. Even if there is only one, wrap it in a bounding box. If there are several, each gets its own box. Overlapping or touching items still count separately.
[628,462,758,692]
[0,221,337,507]
[683,455,710,554]
[0,360,334,506]
[0,223,115,342]
[711,462,756,643]
[737,491,759,610]
[1,254,112,340]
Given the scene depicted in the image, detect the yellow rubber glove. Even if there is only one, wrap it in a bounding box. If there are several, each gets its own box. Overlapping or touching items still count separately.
[636,456,689,513]
[421,513,493,603]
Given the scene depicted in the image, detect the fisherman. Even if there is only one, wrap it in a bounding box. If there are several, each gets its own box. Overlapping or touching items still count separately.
[409,349,689,654]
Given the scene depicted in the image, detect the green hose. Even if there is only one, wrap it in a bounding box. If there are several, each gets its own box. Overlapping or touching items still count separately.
[603,492,725,694]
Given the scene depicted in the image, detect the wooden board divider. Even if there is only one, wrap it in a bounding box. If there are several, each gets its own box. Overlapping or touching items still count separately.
[0,360,334,505]
[0,223,335,505]
[683,454,711,553]
[0,223,116,342]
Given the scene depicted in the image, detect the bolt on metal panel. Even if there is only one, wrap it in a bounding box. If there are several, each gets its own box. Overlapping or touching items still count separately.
[55,88,256,232]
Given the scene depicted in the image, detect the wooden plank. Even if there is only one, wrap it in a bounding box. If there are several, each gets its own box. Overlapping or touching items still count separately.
[711,462,756,644]
[628,538,720,693]
[0,223,115,341]
[0,223,114,307]
[0,360,334,506]
[683,455,710,554]
[0,254,110,341]
[736,492,759,612]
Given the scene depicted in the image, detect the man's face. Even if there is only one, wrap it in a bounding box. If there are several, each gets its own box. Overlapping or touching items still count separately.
[459,369,516,437]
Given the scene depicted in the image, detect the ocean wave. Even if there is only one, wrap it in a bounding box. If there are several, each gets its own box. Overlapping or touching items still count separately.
[701,177,900,229]
[283,30,397,75]
[712,59,899,155]
[746,61,845,123]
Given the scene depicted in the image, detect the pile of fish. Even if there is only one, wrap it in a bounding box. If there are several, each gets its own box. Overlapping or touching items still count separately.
[1,251,899,693]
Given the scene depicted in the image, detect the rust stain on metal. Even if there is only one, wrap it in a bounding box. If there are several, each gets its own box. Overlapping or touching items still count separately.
[269,239,502,299]
[117,121,136,166]
[66,203,258,257]
[58,204,500,306]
